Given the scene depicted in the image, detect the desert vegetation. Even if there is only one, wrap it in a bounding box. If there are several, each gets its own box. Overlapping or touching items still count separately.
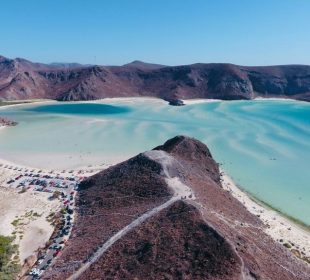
[0,235,21,280]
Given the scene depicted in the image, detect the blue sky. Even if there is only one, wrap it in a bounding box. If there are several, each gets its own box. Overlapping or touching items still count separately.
[0,0,309,66]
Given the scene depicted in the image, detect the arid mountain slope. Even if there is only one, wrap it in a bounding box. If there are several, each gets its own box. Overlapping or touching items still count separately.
[1,55,310,102]
[42,136,310,280]
[42,155,172,279]
[80,201,243,280]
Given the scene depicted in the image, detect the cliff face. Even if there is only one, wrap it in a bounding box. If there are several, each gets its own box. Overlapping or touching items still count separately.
[1,55,310,102]
[0,56,51,100]
[42,136,310,280]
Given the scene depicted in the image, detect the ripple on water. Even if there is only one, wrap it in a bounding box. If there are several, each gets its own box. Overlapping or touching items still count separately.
[0,100,309,225]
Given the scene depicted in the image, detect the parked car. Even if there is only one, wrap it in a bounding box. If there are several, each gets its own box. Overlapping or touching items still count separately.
[53,250,61,257]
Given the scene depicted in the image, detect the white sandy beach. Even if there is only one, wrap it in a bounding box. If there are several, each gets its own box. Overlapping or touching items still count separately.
[45,96,221,106]
[96,96,167,104]
[0,153,118,174]
[0,184,60,263]
[0,99,55,111]
[253,97,310,104]
[221,171,310,262]
[182,98,221,105]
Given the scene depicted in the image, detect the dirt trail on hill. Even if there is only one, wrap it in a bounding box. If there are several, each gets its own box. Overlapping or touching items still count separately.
[68,150,195,280]
[67,197,177,280]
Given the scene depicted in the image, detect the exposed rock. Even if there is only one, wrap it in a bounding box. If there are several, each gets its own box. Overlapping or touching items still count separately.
[166,98,185,106]
[0,117,18,126]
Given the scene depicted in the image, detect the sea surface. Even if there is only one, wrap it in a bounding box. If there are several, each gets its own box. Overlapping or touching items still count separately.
[0,99,309,225]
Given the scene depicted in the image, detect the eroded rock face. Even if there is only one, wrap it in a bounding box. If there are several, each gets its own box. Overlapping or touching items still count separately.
[42,136,310,280]
[1,56,310,102]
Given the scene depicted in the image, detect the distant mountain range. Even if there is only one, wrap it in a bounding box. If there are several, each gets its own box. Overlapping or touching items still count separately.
[1,55,310,102]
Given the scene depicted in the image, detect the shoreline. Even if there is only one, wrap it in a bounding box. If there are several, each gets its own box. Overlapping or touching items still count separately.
[0,97,309,263]
[1,153,309,264]
[0,99,54,109]
[0,99,55,114]
[182,98,221,105]
[94,96,167,104]
[220,170,310,263]
[0,156,112,176]
[254,96,301,101]
[0,96,307,109]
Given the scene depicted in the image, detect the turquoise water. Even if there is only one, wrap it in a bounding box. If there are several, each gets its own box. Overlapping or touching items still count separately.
[0,99,309,225]
[24,103,131,115]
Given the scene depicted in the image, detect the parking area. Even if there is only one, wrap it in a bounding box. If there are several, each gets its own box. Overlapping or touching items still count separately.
[2,168,84,279]
[0,162,109,279]
[28,195,76,279]
[7,173,78,193]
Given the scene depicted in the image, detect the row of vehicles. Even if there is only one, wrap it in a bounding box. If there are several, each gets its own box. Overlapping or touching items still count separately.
[1,165,86,279]
[28,193,76,279]
[7,174,78,191]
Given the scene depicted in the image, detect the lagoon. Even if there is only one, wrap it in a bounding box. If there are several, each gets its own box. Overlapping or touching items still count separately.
[0,98,309,225]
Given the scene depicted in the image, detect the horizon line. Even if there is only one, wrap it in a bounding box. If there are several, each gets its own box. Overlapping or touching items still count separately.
[1,54,310,68]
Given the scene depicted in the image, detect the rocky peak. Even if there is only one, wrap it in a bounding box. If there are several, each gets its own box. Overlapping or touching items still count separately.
[154,135,220,183]
[123,60,166,70]
[0,55,10,63]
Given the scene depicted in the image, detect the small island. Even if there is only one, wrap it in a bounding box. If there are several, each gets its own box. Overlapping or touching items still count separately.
[0,117,18,127]
[167,99,185,106]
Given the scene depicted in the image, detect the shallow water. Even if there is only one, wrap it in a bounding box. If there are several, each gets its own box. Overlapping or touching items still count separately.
[0,99,309,225]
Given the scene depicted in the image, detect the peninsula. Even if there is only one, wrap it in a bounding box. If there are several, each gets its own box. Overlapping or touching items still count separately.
[36,136,309,280]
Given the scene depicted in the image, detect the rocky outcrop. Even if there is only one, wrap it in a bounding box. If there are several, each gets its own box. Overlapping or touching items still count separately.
[166,98,185,106]
[42,136,310,280]
[0,117,18,126]
[1,55,310,102]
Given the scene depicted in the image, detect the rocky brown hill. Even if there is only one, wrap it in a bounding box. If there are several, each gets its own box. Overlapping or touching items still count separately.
[1,55,310,102]
[42,136,310,280]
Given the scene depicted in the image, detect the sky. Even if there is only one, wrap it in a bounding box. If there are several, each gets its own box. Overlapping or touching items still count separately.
[0,0,309,66]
